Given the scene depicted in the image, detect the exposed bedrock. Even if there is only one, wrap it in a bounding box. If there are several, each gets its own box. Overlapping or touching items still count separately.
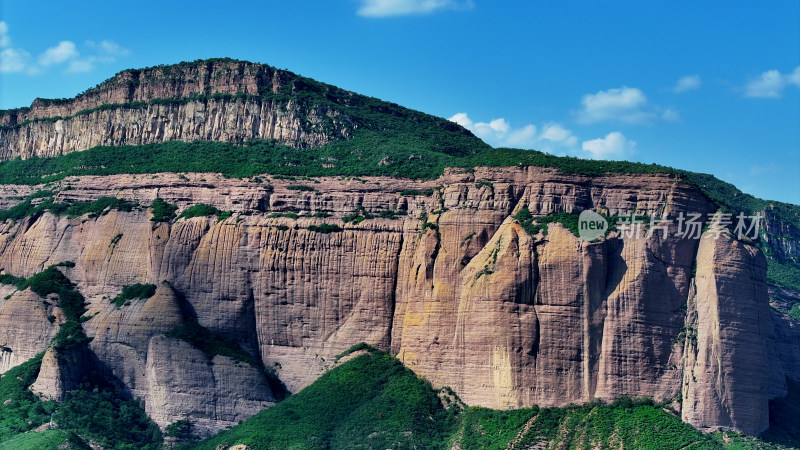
[0,167,794,435]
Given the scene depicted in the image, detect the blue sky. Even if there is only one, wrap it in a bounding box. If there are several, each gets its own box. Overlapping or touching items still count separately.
[1,0,798,203]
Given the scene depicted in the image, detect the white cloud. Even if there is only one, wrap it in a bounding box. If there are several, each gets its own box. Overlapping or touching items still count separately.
[449,113,581,153]
[356,0,473,17]
[581,132,636,160]
[451,113,638,161]
[0,24,129,75]
[0,21,10,48]
[0,47,31,73]
[744,66,800,98]
[38,41,79,66]
[673,75,701,93]
[450,113,538,148]
[540,123,578,147]
[577,86,671,124]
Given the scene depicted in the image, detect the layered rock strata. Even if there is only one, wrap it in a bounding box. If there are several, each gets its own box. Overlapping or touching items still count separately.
[0,167,795,435]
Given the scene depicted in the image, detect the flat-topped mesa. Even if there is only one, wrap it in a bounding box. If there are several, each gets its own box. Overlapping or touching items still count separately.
[1,59,333,121]
[0,59,361,159]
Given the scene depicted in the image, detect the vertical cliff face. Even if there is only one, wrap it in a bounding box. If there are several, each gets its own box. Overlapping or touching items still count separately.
[681,222,786,435]
[0,168,795,435]
[0,60,354,159]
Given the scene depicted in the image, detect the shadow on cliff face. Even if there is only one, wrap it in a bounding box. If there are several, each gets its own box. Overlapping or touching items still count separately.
[763,377,800,446]
[170,285,291,401]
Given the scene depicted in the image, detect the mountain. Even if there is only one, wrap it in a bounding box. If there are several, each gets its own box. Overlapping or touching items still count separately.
[0,59,798,447]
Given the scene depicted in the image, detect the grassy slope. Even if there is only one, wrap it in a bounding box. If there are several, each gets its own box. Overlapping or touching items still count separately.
[199,346,790,450]
[0,430,73,450]
[198,346,453,449]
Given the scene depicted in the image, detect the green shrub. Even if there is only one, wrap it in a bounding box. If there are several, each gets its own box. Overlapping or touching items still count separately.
[111,283,157,308]
[52,380,162,449]
[287,184,314,192]
[308,223,342,233]
[790,304,800,321]
[400,189,434,196]
[0,353,54,441]
[270,212,299,219]
[62,196,136,219]
[377,210,408,219]
[766,260,800,292]
[150,198,177,222]
[342,207,373,224]
[178,203,232,221]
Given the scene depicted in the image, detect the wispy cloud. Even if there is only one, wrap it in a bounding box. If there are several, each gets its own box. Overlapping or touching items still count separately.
[0,22,129,75]
[743,66,800,98]
[577,86,676,124]
[673,75,701,93]
[356,0,473,17]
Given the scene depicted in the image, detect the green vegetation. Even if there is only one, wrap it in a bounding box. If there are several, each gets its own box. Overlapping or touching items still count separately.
[0,430,81,449]
[178,203,232,221]
[453,399,724,449]
[166,319,255,365]
[400,189,434,196]
[307,223,343,233]
[0,195,136,222]
[342,207,373,224]
[789,304,800,321]
[513,207,582,237]
[164,419,197,448]
[0,354,53,441]
[149,198,177,222]
[270,212,300,219]
[287,184,315,192]
[198,346,454,450]
[51,381,162,449]
[766,259,800,292]
[25,265,90,350]
[111,283,157,308]
[199,346,788,449]
[0,264,90,351]
[377,209,408,220]
[0,354,161,449]
[0,274,26,290]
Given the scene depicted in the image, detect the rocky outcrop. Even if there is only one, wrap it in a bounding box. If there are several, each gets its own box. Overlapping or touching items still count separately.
[0,60,358,159]
[145,336,275,435]
[0,289,60,372]
[30,345,92,401]
[0,167,795,435]
[681,221,785,435]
